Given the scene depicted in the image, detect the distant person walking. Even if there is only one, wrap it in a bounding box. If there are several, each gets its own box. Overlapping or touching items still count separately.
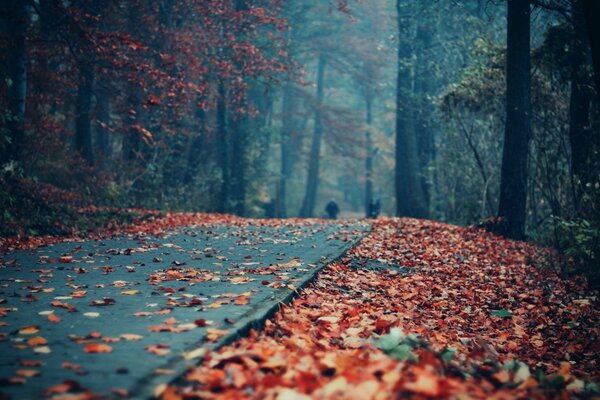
[368,198,381,219]
[325,199,340,220]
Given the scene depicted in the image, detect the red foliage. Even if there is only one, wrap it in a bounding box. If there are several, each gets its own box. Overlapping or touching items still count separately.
[164,217,599,399]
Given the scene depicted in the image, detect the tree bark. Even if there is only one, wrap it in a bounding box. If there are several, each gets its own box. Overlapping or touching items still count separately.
[95,80,110,166]
[216,80,229,213]
[365,92,374,218]
[414,18,435,217]
[230,111,247,216]
[75,62,95,165]
[569,0,594,193]
[582,0,600,100]
[184,104,205,185]
[497,0,531,240]
[395,0,427,218]
[299,54,326,218]
[278,83,294,218]
[2,0,28,163]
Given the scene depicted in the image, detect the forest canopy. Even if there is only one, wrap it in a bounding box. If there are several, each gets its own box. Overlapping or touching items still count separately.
[1,0,599,284]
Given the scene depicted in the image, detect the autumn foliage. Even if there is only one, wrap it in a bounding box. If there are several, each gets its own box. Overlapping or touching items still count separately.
[164,218,599,399]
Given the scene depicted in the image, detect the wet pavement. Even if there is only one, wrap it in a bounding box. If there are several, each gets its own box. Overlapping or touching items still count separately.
[0,221,368,399]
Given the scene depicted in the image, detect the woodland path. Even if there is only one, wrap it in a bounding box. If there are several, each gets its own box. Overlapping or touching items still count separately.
[0,221,368,399]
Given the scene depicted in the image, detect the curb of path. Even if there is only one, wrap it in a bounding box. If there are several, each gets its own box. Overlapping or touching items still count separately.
[130,224,371,399]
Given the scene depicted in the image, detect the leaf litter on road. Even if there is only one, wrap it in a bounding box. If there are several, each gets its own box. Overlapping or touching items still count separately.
[163,218,599,399]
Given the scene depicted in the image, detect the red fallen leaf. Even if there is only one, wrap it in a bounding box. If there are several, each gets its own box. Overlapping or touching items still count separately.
[234,296,250,305]
[88,331,102,339]
[48,313,62,323]
[145,343,171,356]
[374,318,391,333]
[27,336,47,347]
[159,385,182,400]
[83,343,112,353]
[18,325,40,335]
[404,368,441,397]
[70,290,87,298]
[43,380,82,396]
[59,256,73,264]
[16,369,40,377]
[89,297,116,306]
[62,362,84,372]
[51,301,77,312]
[133,311,153,316]
[148,325,175,332]
[20,360,43,367]
[102,266,115,274]
[205,328,228,342]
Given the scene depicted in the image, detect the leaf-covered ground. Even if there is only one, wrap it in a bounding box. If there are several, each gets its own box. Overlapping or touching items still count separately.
[0,216,365,399]
[164,218,599,399]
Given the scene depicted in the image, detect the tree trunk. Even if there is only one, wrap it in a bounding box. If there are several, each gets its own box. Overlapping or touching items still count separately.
[582,0,600,100]
[95,81,110,166]
[3,0,28,163]
[184,104,205,184]
[395,0,427,218]
[497,0,531,240]
[230,111,247,216]
[569,0,594,195]
[123,83,141,162]
[277,83,294,218]
[299,54,326,218]
[365,92,374,218]
[216,80,229,213]
[414,19,435,217]
[75,62,95,165]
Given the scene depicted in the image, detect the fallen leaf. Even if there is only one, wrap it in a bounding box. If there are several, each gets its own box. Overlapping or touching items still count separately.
[83,343,112,353]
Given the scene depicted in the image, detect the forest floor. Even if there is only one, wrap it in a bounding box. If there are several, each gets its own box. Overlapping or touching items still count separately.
[1,211,599,399]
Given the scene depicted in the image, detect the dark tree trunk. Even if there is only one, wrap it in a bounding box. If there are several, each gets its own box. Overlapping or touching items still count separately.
[497,0,531,240]
[95,81,110,166]
[414,19,435,217]
[277,83,294,218]
[582,0,600,100]
[569,0,594,194]
[299,54,326,218]
[184,104,205,184]
[123,84,141,162]
[216,80,229,213]
[230,111,247,216]
[365,92,374,218]
[395,0,427,218]
[75,62,95,165]
[2,0,28,162]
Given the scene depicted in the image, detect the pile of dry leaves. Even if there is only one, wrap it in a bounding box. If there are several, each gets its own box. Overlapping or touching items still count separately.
[164,218,599,399]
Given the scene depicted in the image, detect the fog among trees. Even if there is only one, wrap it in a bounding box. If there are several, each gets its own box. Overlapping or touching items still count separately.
[1,0,599,283]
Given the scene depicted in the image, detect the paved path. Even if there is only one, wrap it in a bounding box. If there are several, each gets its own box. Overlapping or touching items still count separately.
[0,221,368,399]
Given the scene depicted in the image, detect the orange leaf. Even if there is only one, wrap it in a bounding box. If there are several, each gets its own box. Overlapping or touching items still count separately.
[83,343,112,353]
[48,314,62,323]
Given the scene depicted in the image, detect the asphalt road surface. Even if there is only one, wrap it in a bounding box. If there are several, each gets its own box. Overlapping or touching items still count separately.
[0,221,368,399]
